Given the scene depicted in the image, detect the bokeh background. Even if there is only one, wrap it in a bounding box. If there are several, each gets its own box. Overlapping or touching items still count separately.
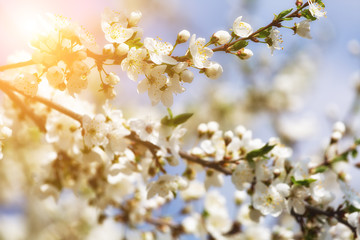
[0,0,359,239]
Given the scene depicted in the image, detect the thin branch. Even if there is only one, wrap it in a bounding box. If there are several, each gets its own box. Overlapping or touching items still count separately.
[126,132,166,173]
[179,151,232,175]
[212,3,309,52]
[0,87,46,132]
[30,94,83,123]
[0,60,35,72]
[305,205,357,238]
[0,79,83,123]
[126,131,232,175]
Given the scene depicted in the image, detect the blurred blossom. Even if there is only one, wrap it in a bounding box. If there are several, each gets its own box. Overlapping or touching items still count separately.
[347,39,360,56]
[277,116,317,142]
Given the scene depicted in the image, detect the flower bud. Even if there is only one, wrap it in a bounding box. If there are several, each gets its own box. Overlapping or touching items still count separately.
[76,50,87,60]
[128,11,142,27]
[197,123,208,135]
[177,30,190,44]
[328,217,338,226]
[237,48,253,60]
[212,30,231,45]
[180,70,194,83]
[104,72,120,86]
[173,62,188,74]
[235,125,247,137]
[204,62,223,79]
[234,191,247,205]
[103,44,115,56]
[72,61,89,75]
[333,121,346,135]
[207,121,219,133]
[296,0,303,7]
[14,73,39,97]
[331,131,342,142]
[295,20,312,39]
[115,43,130,57]
[47,66,64,88]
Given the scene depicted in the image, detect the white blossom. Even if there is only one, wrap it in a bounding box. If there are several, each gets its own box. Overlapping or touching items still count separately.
[137,65,167,105]
[348,212,360,237]
[233,16,253,38]
[129,118,160,144]
[189,34,213,68]
[308,0,327,19]
[231,161,254,190]
[253,182,285,217]
[295,20,312,39]
[82,114,110,147]
[144,38,177,65]
[147,175,188,199]
[180,180,205,201]
[121,47,147,81]
[267,28,282,55]
[167,125,187,166]
[102,9,134,43]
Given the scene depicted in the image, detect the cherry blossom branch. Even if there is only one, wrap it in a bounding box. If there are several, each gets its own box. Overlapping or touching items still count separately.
[0,85,46,131]
[0,60,35,72]
[212,2,309,52]
[305,205,357,237]
[0,79,83,123]
[0,78,234,176]
[126,131,232,175]
[145,217,183,235]
[126,132,167,173]
[178,151,232,175]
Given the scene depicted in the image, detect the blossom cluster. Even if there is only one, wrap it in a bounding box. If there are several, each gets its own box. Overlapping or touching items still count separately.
[7,0,326,108]
[1,1,358,239]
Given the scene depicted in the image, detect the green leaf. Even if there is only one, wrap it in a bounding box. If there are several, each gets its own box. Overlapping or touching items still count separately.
[246,143,275,161]
[316,0,325,8]
[301,9,317,21]
[161,112,193,127]
[257,27,272,38]
[172,113,194,126]
[314,165,328,173]
[230,40,249,51]
[351,149,358,159]
[125,38,143,48]
[277,8,293,20]
[291,176,317,187]
[331,153,349,164]
[282,17,293,21]
[202,209,210,218]
[355,139,360,145]
[347,204,360,213]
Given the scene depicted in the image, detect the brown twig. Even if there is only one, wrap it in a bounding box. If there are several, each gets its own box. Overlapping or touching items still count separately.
[179,151,232,175]
[0,79,83,123]
[0,60,35,72]
[126,131,232,175]
[292,205,357,238]
[0,86,46,132]
[126,132,167,173]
